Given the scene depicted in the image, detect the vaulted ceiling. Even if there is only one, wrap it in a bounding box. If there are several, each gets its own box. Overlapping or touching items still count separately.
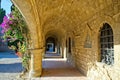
[12,0,120,38]
[36,0,114,30]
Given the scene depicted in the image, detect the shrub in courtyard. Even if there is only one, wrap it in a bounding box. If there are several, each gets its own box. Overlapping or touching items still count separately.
[0,6,30,73]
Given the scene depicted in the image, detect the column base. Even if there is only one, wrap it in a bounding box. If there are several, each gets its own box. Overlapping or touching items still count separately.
[28,69,42,78]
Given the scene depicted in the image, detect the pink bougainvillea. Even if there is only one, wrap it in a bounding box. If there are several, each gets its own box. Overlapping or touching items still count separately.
[0,13,13,33]
[0,7,30,71]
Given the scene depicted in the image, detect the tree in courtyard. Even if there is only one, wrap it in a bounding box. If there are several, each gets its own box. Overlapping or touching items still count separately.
[0,8,6,24]
[0,8,6,46]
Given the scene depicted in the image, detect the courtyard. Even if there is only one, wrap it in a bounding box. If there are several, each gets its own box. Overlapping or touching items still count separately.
[0,52,87,80]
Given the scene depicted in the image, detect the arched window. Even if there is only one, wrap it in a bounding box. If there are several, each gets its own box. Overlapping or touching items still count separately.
[100,23,114,65]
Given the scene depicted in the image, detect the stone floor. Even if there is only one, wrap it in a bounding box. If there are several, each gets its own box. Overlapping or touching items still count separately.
[0,52,87,80]
[44,53,62,58]
[32,59,87,80]
[0,52,23,80]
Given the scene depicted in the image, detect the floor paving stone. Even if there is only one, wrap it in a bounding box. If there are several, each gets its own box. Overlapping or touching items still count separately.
[32,59,87,80]
[0,52,23,80]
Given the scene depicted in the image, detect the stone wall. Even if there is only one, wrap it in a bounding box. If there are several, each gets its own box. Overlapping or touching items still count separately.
[87,63,120,80]
[73,3,120,80]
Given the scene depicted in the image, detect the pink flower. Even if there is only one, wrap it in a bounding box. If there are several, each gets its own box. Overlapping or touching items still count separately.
[0,13,15,34]
[3,16,9,23]
[0,15,13,33]
[8,13,12,17]
[0,22,5,28]
[8,13,14,19]
[9,20,13,24]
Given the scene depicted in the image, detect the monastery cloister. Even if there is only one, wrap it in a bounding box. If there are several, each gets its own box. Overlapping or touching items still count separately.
[11,0,120,80]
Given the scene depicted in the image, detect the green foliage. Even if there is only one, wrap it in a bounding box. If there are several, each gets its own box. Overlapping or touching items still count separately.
[11,6,30,71]
[0,6,30,72]
[0,8,6,24]
[22,53,30,71]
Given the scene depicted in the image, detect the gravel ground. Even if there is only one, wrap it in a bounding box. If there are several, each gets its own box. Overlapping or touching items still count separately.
[0,52,23,80]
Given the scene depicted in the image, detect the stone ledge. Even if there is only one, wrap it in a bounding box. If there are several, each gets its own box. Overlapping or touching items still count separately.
[96,62,114,69]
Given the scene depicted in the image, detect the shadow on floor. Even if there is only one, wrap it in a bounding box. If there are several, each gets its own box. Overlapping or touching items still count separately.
[0,63,23,73]
[0,52,18,59]
[44,53,62,58]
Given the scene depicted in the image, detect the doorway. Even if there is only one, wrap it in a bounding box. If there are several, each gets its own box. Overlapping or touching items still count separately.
[45,37,62,58]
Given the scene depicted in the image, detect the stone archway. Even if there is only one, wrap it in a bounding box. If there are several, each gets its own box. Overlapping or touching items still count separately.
[11,0,44,78]
[45,36,62,58]
[100,23,114,65]
[44,28,66,59]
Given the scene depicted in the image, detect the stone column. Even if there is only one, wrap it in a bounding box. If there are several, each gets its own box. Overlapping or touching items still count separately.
[63,39,67,59]
[29,48,43,78]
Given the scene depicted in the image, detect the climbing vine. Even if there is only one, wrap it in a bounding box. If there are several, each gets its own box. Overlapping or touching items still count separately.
[0,6,30,72]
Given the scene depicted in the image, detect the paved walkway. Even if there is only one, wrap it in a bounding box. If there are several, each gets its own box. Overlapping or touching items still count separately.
[0,52,23,80]
[0,52,87,80]
[44,53,62,58]
[32,59,87,80]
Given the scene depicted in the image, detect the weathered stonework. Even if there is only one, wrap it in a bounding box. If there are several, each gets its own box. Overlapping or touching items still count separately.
[11,0,120,79]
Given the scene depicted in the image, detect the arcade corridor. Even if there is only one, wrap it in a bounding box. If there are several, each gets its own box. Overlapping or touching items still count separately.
[33,59,87,80]
[10,0,120,80]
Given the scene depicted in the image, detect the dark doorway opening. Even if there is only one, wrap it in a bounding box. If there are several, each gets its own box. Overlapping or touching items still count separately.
[46,37,55,53]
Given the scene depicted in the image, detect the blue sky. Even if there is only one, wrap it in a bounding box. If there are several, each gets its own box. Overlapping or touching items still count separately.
[1,0,12,15]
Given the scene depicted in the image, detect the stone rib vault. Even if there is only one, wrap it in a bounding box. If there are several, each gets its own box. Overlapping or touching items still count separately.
[12,0,120,80]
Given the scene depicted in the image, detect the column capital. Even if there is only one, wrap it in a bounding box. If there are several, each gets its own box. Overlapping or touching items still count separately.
[28,47,44,51]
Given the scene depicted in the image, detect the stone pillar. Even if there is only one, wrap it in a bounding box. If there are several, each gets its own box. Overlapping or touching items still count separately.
[29,48,43,78]
[63,39,67,59]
